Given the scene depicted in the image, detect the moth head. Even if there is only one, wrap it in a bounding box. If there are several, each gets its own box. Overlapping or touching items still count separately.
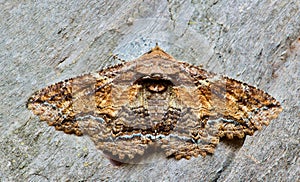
[134,75,174,93]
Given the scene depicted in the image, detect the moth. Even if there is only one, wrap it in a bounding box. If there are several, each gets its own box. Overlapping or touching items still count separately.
[27,45,282,164]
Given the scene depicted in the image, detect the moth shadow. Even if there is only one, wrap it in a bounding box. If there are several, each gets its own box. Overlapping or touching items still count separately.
[220,136,246,152]
[104,144,168,166]
[107,137,246,166]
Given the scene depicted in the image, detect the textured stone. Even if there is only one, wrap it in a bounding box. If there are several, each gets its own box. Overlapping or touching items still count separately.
[0,0,299,181]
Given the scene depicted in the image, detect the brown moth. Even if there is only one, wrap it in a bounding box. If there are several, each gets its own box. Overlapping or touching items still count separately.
[27,45,282,164]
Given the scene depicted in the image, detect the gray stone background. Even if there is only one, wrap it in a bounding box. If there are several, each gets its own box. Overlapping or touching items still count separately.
[0,0,299,181]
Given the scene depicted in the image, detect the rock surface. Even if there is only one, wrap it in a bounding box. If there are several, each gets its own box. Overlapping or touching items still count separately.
[0,1,299,181]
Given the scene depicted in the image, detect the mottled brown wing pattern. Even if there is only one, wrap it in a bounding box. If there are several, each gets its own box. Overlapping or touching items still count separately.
[27,45,282,164]
[27,64,123,135]
[27,74,97,136]
[181,65,282,139]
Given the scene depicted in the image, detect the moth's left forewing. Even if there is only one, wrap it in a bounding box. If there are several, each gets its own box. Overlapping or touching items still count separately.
[27,62,128,136]
[27,73,106,136]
